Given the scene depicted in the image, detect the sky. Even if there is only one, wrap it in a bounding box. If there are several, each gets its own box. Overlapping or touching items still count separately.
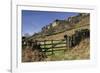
[22,10,78,36]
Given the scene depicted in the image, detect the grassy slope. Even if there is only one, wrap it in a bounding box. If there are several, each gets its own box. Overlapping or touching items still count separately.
[22,16,90,62]
[44,16,90,61]
[45,38,90,61]
[34,16,90,41]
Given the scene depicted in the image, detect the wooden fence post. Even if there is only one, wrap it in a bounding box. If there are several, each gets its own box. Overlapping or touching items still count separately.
[64,35,68,50]
[65,38,67,48]
[51,40,54,55]
[44,40,46,53]
[67,36,69,49]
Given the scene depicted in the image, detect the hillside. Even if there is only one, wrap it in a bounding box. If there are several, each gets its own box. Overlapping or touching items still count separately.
[22,38,90,62]
[30,14,90,41]
[45,38,90,61]
[22,13,90,62]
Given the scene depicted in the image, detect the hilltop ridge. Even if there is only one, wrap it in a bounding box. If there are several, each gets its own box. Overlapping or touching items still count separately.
[29,13,90,41]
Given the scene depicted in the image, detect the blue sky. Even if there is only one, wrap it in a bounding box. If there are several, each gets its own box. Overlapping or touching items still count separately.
[22,10,78,36]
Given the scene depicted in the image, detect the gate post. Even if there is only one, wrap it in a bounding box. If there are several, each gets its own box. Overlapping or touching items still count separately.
[44,40,46,53]
[64,35,68,48]
[51,40,54,55]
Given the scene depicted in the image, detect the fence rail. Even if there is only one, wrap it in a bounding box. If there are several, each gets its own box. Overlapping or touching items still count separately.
[39,39,67,55]
[22,28,90,55]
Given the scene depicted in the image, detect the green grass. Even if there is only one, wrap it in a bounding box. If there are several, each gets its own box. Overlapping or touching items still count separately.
[46,50,65,61]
